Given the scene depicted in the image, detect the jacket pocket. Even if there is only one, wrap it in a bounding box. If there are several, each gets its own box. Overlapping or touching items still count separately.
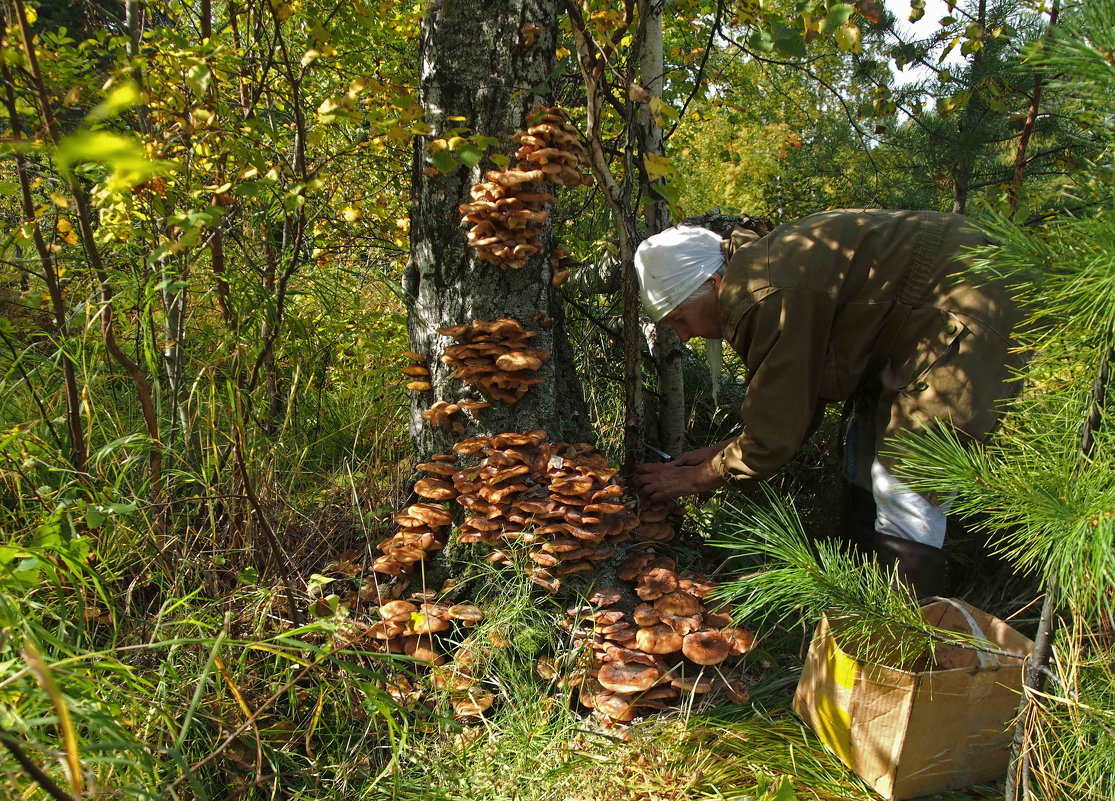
[880,308,967,393]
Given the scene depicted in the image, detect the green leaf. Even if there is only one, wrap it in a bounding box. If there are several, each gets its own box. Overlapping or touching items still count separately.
[186,64,212,95]
[771,24,806,58]
[455,144,484,168]
[822,4,855,34]
[490,153,510,170]
[0,180,17,196]
[748,28,775,53]
[85,508,107,529]
[54,130,177,193]
[431,149,458,175]
[86,81,141,122]
[835,22,862,53]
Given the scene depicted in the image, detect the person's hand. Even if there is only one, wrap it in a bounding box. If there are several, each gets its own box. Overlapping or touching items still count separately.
[668,439,735,468]
[634,459,725,503]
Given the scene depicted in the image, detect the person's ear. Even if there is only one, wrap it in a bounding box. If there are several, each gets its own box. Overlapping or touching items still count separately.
[710,272,723,291]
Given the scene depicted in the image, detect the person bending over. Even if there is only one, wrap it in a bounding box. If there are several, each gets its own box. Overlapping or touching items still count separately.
[632,209,1023,598]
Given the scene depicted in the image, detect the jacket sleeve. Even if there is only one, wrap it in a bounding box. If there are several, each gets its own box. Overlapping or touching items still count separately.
[711,287,835,488]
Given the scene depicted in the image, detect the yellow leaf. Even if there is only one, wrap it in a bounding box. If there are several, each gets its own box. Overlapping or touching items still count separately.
[50,192,70,208]
[342,206,362,222]
[63,231,79,246]
[56,219,72,233]
[643,153,674,181]
[25,6,37,23]
[301,49,320,67]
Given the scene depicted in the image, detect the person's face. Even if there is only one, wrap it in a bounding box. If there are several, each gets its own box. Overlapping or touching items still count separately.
[661,274,724,343]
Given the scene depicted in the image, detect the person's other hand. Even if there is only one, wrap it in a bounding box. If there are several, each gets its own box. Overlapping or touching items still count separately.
[634,460,724,503]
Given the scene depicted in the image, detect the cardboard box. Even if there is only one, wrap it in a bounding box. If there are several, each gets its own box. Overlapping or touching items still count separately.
[793,598,1034,800]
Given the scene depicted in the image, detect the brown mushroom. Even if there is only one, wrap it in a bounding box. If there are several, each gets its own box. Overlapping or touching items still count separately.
[414,477,457,501]
[634,624,683,655]
[722,627,756,656]
[452,691,494,717]
[402,635,445,666]
[597,661,661,694]
[682,630,731,666]
[654,591,703,617]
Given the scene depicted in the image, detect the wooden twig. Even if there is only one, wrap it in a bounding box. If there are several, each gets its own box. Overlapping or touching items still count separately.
[0,729,76,801]
[0,57,86,472]
[13,0,163,505]
[565,0,643,474]
[1008,0,1060,212]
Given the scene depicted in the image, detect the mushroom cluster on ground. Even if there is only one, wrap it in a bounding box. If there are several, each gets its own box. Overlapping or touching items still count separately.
[364,594,494,718]
[406,429,643,595]
[437,318,549,404]
[460,106,592,269]
[557,549,756,726]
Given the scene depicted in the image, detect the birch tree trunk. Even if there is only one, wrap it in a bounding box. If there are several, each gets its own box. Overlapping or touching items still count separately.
[637,0,686,457]
[406,0,589,459]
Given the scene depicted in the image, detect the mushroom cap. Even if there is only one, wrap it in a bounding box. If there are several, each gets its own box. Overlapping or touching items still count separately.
[447,603,483,624]
[452,691,494,717]
[417,461,458,477]
[654,591,703,617]
[593,692,638,722]
[402,635,445,666]
[722,627,756,655]
[726,679,751,704]
[636,568,677,601]
[661,613,703,636]
[634,623,683,655]
[636,522,675,541]
[632,603,660,627]
[670,674,714,694]
[379,600,418,621]
[587,586,623,607]
[406,381,433,391]
[368,620,406,639]
[403,503,453,527]
[372,555,410,576]
[401,365,430,377]
[414,477,457,501]
[597,661,661,694]
[703,610,734,628]
[682,630,731,665]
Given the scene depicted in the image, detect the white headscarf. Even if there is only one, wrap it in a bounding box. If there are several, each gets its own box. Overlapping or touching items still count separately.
[634,226,725,322]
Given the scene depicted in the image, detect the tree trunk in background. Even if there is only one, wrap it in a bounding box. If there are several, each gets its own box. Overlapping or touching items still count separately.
[407,0,589,460]
[637,0,686,457]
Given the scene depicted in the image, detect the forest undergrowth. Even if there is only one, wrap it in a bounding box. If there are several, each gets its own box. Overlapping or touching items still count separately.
[3,0,1114,799]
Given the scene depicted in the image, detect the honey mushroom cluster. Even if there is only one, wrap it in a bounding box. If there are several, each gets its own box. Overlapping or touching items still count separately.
[366,596,495,718]
[635,497,682,542]
[401,351,431,392]
[549,248,581,288]
[460,106,593,269]
[408,430,640,595]
[370,471,454,583]
[437,317,549,404]
[557,549,756,726]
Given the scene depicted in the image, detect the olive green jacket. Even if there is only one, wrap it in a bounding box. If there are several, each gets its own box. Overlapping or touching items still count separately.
[710,209,1023,489]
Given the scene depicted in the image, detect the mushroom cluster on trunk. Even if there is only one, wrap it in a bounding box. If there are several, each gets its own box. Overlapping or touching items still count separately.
[402,351,431,392]
[558,549,756,726]
[437,318,550,404]
[371,465,455,583]
[549,248,581,287]
[460,106,592,269]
